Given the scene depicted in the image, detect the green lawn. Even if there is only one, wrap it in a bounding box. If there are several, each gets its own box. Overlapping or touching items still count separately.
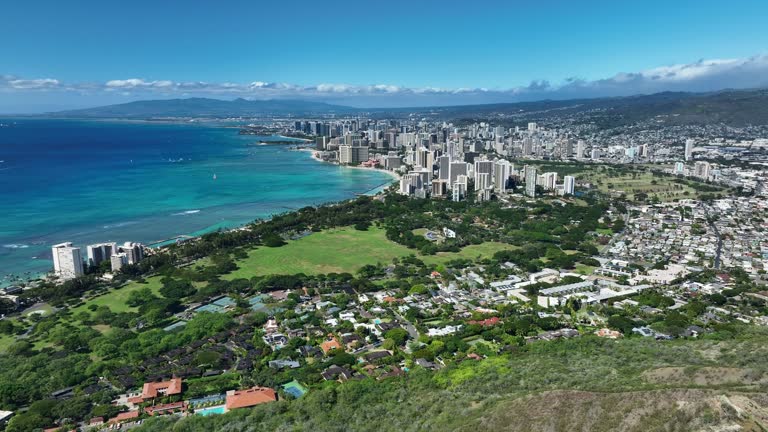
[578,171,725,202]
[70,277,164,316]
[421,242,518,266]
[225,227,413,278]
[225,226,520,279]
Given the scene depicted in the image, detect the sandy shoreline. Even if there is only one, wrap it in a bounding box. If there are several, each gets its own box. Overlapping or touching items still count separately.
[300,148,402,181]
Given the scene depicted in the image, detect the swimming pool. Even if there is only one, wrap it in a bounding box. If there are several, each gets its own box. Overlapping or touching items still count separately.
[196,405,226,416]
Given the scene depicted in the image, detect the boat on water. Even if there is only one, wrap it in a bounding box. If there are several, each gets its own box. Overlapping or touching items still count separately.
[213,173,217,180]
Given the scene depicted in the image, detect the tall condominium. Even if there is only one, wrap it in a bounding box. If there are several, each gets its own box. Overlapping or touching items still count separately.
[111,253,128,272]
[121,242,144,265]
[537,172,559,190]
[52,242,84,280]
[437,155,451,180]
[576,140,586,159]
[339,145,370,165]
[684,139,694,161]
[493,160,513,193]
[525,166,537,198]
[86,242,116,267]
[473,159,494,187]
[694,161,711,179]
[448,162,468,187]
[563,176,576,195]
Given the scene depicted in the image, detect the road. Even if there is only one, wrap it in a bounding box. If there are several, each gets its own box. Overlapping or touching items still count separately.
[393,310,420,340]
[703,204,723,269]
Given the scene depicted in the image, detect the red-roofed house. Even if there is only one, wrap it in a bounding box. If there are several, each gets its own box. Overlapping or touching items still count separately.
[225,387,277,410]
[320,335,342,354]
[468,317,500,327]
[144,401,187,416]
[109,411,140,425]
[129,378,183,404]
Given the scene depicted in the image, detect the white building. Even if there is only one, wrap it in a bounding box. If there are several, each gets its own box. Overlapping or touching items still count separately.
[685,139,694,161]
[493,160,513,193]
[525,166,537,197]
[339,145,370,165]
[110,252,128,272]
[86,242,116,267]
[52,242,84,280]
[563,175,575,195]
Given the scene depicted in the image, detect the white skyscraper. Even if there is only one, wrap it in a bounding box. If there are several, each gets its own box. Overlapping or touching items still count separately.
[86,242,116,267]
[684,139,694,161]
[493,160,513,193]
[449,162,468,187]
[563,176,575,195]
[52,242,84,280]
[576,140,586,159]
[694,161,711,179]
[525,166,537,197]
[111,253,128,272]
[537,172,558,190]
[474,160,494,186]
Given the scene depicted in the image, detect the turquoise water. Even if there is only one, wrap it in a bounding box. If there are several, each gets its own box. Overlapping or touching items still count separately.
[0,119,394,284]
[195,405,226,416]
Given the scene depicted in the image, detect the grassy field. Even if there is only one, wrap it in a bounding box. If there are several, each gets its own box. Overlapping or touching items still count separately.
[421,242,518,266]
[70,277,164,315]
[576,170,724,202]
[225,227,519,279]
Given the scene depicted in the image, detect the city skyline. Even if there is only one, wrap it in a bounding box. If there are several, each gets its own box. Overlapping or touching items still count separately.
[3,0,768,111]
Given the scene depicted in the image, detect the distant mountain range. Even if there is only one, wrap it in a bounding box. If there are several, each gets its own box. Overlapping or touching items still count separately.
[48,98,355,118]
[47,88,768,126]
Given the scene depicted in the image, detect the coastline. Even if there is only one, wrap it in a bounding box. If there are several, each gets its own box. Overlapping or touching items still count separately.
[300,148,402,181]
[0,121,397,287]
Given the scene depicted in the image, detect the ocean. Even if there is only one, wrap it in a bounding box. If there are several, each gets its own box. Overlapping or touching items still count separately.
[0,118,394,284]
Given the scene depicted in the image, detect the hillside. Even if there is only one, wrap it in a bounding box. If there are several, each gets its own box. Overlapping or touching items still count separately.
[130,329,768,432]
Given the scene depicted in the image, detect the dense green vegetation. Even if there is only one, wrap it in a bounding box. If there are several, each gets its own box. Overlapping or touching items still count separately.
[130,327,768,432]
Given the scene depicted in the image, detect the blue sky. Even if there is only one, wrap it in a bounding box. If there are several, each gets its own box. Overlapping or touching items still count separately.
[2,0,768,111]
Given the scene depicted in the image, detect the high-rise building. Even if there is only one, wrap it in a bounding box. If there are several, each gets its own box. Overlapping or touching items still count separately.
[525,166,537,197]
[475,172,491,190]
[537,172,558,190]
[684,139,694,161]
[493,160,513,193]
[694,161,711,179]
[449,162,468,187]
[339,145,370,165]
[431,180,448,197]
[437,155,451,180]
[399,173,422,196]
[452,175,468,201]
[563,176,575,195]
[674,162,686,175]
[52,242,84,280]
[110,253,128,272]
[86,242,116,267]
[576,140,586,159]
[473,160,494,186]
[120,242,144,265]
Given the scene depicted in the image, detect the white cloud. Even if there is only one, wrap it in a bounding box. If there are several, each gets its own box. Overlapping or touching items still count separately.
[8,78,60,89]
[2,53,768,106]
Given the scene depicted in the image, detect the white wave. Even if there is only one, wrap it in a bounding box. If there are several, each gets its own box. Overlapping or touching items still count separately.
[102,221,138,229]
[172,209,201,216]
[3,244,29,249]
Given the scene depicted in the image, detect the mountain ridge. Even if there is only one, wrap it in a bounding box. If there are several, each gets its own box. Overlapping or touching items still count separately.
[43,87,768,126]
